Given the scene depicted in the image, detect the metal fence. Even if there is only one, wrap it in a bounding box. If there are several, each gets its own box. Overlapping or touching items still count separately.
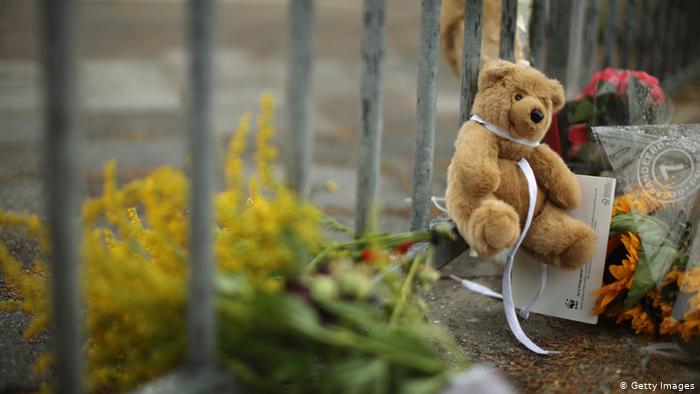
[41,0,700,392]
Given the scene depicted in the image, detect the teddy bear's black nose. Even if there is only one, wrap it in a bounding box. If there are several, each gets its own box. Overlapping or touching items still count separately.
[530,109,544,124]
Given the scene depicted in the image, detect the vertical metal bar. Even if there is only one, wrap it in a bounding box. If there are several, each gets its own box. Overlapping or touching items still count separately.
[635,0,650,71]
[671,1,686,77]
[564,0,586,96]
[459,0,484,125]
[409,0,441,231]
[650,0,668,78]
[581,0,600,86]
[620,0,634,68]
[187,0,216,368]
[355,0,385,235]
[499,0,517,61]
[286,0,314,197]
[684,1,698,68]
[660,0,678,82]
[602,0,617,67]
[545,0,579,93]
[680,1,692,69]
[529,0,547,70]
[42,1,83,392]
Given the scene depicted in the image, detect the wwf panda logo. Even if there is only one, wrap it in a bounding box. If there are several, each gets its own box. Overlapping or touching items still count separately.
[564,298,578,310]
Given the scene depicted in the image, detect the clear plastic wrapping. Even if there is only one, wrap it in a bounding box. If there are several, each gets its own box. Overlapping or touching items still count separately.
[593,124,700,360]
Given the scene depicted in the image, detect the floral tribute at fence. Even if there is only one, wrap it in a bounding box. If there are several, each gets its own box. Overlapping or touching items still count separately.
[0,95,466,393]
[593,187,699,347]
[550,68,672,174]
[591,121,700,361]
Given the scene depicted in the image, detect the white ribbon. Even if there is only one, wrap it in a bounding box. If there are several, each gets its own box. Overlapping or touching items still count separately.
[502,158,556,354]
[470,114,541,148]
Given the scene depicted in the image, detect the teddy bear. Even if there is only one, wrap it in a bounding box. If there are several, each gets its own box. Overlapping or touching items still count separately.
[445,60,597,270]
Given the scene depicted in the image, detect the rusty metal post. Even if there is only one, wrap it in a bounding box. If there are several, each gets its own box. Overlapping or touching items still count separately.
[459,0,484,124]
[410,0,441,231]
[355,0,386,235]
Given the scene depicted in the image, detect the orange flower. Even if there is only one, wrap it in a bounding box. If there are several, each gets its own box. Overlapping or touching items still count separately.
[659,316,682,336]
[679,314,700,343]
[593,232,640,315]
[612,187,664,216]
[616,306,656,335]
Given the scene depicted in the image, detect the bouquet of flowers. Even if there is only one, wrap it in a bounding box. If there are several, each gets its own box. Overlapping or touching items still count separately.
[0,95,466,393]
[549,68,672,175]
[592,124,700,360]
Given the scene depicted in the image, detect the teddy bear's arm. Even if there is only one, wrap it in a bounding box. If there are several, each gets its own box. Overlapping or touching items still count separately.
[449,123,500,197]
[527,144,581,210]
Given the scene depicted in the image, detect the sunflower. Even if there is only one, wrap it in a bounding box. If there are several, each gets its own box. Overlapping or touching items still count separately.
[611,187,663,215]
[593,232,640,315]
[616,306,656,335]
[678,267,700,342]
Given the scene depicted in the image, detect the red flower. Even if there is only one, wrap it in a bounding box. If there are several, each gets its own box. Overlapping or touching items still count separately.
[394,241,415,255]
[568,123,589,145]
[360,249,376,263]
[580,68,665,104]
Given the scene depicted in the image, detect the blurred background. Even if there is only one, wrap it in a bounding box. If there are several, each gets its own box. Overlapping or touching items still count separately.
[1,0,699,227]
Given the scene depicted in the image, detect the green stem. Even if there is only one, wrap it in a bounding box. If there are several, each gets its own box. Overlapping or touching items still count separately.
[295,323,444,373]
[388,252,425,327]
[305,230,433,273]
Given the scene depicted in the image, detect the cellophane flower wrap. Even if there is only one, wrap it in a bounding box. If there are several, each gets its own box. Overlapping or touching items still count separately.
[593,124,700,360]
[553,68,672,175]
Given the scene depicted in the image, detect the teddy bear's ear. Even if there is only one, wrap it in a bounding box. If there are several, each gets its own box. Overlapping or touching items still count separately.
[548,79,565,112]
[477,60,517,90]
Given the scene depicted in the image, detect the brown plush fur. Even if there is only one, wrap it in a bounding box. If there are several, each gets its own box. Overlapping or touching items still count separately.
[446,60,597,270]
[440,0,525,75]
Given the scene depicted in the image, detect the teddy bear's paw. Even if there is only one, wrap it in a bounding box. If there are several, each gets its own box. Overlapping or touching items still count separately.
[466,200,520,255]
[558,226,597,270]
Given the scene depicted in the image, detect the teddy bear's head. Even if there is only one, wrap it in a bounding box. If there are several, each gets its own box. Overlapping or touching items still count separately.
[471,60,565,143]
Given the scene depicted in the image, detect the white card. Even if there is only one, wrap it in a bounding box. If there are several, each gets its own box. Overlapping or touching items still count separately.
[511,175,616,324]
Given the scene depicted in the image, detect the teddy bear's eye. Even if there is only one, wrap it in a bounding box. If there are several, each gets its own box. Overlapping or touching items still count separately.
[515,94,523,101]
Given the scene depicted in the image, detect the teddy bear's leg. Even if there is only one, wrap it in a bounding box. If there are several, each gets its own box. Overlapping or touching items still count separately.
[522,202,597,270]
[448,194,521,256]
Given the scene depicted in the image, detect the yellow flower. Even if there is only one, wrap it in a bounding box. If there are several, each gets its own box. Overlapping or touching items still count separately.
[612,186,665,215]
[0,94,328,392]
[616,306,656,335]
[593,232,640,315]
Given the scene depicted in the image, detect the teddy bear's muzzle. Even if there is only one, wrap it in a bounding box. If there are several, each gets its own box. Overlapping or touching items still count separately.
[530,109,544,124]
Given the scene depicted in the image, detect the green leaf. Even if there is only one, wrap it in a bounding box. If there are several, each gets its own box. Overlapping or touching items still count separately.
[327,358,389,394]
[626,245,678,306]
[571,99,596,123]
[400,376,449,394]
